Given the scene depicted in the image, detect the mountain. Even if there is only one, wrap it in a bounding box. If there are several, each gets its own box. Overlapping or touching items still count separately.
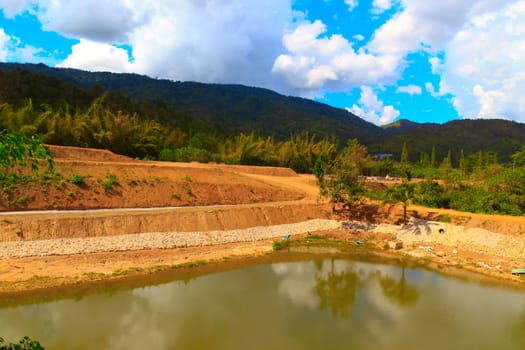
[0,63,524,163]
[374,119,525,164]
[0,62,382,144]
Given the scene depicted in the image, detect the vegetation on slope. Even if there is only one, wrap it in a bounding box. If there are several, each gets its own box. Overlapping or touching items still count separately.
[317,140,525,217]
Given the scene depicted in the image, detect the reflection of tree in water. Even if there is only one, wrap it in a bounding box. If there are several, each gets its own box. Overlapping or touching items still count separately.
[314,258,361,319]
[378,266,419,306]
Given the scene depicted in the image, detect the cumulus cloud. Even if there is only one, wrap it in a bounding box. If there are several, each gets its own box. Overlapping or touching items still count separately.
[367,0,480,56]
[56,40,134,72]
[2,0,293,91]
[349,85,400,125]
[441,1,525,121]
[127,1,292,87]
[36,0,145,43]
[272,20,400,95]
[396,84,421,96]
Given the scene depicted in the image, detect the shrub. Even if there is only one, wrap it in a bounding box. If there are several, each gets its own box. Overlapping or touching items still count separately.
[272,240,290,251]
[70,174,88,186]
[102,173,119,192]
[437,214,451,223]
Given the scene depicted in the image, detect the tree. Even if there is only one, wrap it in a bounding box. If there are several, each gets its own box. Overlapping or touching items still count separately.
[400,141,409,163]
[0,336,45,350]
[324,139,368,208]
[459,149,467,175]
[511,144,525,168]
[384,181,416,225]
[0,129,54,179]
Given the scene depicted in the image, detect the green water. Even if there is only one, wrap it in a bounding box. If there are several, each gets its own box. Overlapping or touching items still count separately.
[1,258,525,350]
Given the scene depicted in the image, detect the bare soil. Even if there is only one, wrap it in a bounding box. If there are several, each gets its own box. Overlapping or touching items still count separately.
[1,145,525,294]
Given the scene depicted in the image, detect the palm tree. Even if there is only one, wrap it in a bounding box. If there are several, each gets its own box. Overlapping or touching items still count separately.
[385,181,416,225]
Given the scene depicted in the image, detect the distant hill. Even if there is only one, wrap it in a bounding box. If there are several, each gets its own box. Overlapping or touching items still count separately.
[0,62,524,163]
[376,119,525,164]
[0,62,382,144]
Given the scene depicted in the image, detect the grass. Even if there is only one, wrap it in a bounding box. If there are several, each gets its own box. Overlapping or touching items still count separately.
[437,214,452,223]
[176,260,207,268]
[272,240,290,251]
[126,179,138,186]
[184,185,194,196]
[171,193,181,200]
[15,196,28,205]
[102,173,119,192]
[184,174,193,182]
[70,174,89,186]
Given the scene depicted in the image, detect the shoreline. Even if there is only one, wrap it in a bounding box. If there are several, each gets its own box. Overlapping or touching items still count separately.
[1,217,525,297]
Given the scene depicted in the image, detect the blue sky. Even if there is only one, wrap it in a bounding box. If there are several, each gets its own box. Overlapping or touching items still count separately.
[0,0,523,125]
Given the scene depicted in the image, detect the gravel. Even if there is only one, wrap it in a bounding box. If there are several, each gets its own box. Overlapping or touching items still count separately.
[345,218,525,258]
[0,219,342,259]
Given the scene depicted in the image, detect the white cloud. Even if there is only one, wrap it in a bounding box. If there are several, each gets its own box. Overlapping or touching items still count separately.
[428,56,443,74]
[372,0,394,14]
[0,27,47,63]
[353,34,365,41]
[425,81,448,98]
[57,39,133,72]
[367,0,480,56]
[272,20,400,95]
[0,0,33,18]
[441,0,525,121]
[345,0,358,12]
[36,0,144,43]
[0,28,9,60]
[349,85,400,125]
[33,1,293,90]
[396,84,421,96]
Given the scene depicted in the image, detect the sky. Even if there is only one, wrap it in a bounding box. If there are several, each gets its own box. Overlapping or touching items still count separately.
[0,0,524,126]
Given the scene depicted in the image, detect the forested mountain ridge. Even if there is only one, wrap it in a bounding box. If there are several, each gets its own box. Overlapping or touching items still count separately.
[0,62,382,144]
[1,62,524,163]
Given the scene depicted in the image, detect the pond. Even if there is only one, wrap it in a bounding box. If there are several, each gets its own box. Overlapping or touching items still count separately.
[1,257,525,350]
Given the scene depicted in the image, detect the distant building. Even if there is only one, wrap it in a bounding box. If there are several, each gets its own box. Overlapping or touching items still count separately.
[373,153,393,161]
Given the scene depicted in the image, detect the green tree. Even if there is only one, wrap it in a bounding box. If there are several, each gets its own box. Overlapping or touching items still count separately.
[431,145,437,167]
[511,145,525,168]
[0,336,45,350]
[384,181,416,225]
[0,129,54,179]
[459,149,467,174]
[324,139,368,208]
[400,141,409,163]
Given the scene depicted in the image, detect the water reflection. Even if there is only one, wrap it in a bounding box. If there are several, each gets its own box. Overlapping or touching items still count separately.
[314,258,361,319]
[1,259,525,350]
